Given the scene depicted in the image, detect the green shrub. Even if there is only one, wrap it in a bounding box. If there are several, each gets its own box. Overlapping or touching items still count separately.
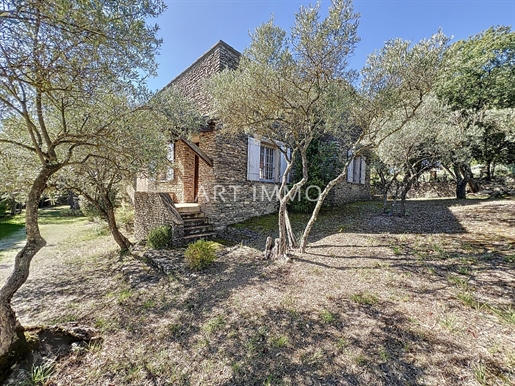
[147,225,172,249]
[288,139,342,213]
[184,240,218,271]
[60,208,83,217]
[0,199,7,217]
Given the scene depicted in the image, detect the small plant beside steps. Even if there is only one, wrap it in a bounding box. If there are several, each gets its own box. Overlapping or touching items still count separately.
[184,240,219,271]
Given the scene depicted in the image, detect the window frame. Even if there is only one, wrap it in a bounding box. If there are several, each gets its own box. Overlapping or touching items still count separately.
[247,136,289,183]
[259,142,276,181]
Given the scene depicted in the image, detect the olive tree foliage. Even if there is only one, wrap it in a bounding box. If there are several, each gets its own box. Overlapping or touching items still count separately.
[58,87,205,252]
[436,106,515,184]
[0,119,39,214]
[373,95,448,216]
[298,31,450,250]
[469,108,515,178]
[0,0,165,360]
[436,26,515,197]
[208,0,360,258]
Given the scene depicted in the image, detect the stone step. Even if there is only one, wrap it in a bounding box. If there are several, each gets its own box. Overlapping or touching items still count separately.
[183,232,217,243]
[181,212,206,220]
[183,218,210,228]
[184,224,214,236]
[176,203,201,214]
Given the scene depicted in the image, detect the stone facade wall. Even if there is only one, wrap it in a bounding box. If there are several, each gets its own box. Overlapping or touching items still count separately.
[165,141,195,203]
[329,179,371,206]
[323,142,371,206]
[197,132,279,230]
[165,41,240,115]
[135,141,195,203]
[328,159,371,205]
[134,192,184,244]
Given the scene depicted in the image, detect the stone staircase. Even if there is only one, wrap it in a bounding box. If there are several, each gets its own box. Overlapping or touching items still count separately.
[175,204,216,243]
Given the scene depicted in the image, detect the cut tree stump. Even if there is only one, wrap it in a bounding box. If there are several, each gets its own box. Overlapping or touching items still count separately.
[263,237,281,260]
[264,236,274,260]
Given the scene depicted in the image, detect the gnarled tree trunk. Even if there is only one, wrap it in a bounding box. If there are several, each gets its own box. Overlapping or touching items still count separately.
[104,198,132,252]
[0,166,57,359]
[78,190,132,252]
[454,163,472,199]
[299,157,351,253]
[267,146,309,259]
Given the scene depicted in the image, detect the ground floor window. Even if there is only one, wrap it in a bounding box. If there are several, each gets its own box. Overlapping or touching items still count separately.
[347,154,366,184]
[247,136,290,183]
[260,144,275,181]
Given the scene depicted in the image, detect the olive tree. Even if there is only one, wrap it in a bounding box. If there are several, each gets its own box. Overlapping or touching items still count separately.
[373,95,448,216]
[436,26,515,197]
[58,87,205,252]
[0,0,164,362]
[298,31,450,250]
[0,123,38,214]
[469,108,515,179]
[209,0,360,258]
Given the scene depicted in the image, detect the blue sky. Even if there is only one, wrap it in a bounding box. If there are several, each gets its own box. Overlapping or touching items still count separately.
[147,0,515,91]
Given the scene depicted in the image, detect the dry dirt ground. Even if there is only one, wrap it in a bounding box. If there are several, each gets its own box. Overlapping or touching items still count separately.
[1,199,514,386]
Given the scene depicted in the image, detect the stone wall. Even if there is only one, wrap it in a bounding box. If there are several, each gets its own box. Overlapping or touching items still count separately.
[329,165,371,205]
[165,41,240,115]
[134,192,184,244]
[197,131,279,230]
[161,140,196,203]
[135,141,195,203]
[328,179,371,206]
[326,146,371,206]
[405,181,455,199]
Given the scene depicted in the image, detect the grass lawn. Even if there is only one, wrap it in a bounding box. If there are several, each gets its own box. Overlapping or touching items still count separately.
[0,206,87,241]
[0,213,25,240]
[2,198,514,385]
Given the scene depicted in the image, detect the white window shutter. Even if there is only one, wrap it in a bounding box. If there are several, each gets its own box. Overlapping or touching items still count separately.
[166,142,175,180]
[347,157,354,183]
[247,136,261,181]
[360,157,366,184]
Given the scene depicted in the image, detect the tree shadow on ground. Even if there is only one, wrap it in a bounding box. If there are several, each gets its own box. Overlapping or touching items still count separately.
[8,198,514,384]
[228,199,488,251]
[0,226,26,254]
[166,298,473,385]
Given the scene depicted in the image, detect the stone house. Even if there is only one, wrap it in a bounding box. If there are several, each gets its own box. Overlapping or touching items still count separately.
[134,41,370,243]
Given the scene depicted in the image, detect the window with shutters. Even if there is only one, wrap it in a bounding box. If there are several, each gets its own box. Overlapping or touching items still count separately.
[247,136,290,182]
[346,152,366,185]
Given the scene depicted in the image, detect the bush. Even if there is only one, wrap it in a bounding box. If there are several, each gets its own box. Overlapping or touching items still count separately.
[0,199,7,217]
[288,139,342,213]
[60,208,83,217]
[147,225,173,249]
[184,240,218,271]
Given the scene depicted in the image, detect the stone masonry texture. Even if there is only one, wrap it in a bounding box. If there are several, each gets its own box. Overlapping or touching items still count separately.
[134,192,184,243]
[136,40,371,232]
